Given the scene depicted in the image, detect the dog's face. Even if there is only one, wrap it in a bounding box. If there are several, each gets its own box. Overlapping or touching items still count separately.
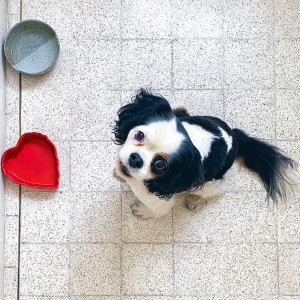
[114,89,204,198]
[117,118,185,181]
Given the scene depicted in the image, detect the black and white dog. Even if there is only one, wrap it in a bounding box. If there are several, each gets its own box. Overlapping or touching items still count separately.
[114,89,300,219]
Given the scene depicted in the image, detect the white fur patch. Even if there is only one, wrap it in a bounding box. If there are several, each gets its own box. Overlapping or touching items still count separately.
[182,122,218,160]
[276,162,300,203]
[118,118,185,180]
[219,127,233,153]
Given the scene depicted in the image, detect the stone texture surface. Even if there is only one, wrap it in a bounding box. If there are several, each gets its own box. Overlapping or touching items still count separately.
[122,243,173,295]
[174,243,277,296]
[276,90,300,140]
[69,244,121,296]
[5,0,300,298]
[173,39,223,89]
[20,244,69,296]
[224,90,275,139]
[279,243,300,295]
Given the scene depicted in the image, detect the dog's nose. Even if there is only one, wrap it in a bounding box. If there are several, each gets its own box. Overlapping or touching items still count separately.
[129,153,143,169]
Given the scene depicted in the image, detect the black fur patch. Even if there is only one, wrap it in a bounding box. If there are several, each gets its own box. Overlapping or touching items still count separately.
[113,89,173,145]
[145,137,205,199]
[233,129,295,202]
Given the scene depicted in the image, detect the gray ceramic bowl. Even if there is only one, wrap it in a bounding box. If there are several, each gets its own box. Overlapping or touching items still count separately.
[4,20,60,75]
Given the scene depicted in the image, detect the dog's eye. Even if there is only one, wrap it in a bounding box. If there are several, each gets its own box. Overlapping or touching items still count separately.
[154,160,167,171]
[135,131,144,141]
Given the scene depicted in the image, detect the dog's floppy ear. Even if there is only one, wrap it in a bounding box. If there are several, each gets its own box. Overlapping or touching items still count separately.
[145,140,205,199]
[113,88,173,144]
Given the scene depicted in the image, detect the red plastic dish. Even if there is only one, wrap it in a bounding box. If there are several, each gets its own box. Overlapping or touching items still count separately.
[1,132,59,189]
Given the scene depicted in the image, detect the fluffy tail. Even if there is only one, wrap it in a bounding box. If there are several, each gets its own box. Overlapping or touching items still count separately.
[233,129,300,203]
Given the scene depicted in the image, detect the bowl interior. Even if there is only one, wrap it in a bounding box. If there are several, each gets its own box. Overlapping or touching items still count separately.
[5,20,59,75]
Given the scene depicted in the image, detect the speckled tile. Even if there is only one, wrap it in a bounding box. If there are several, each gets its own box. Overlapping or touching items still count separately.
[71,141,120,192]
[172,0,223,38]
[22,89,70,140]
[69,192,121,242]
[70,244,121,296]
[122,0,171,38]
[22,0,75,40]
[224,40,274,89]
[4,179,19,216]
[56,141,71,191]
[173,39,223,89]
[275,39,300,89]
[277,141,300,242]
[275,0,300,38]
[224,90,275,139]
[5,216,19,268]
[224,0,274,38]
[70,40,121,90]
[122,243,173,295]
[20,244,69,296]
[279,243,300,295]
[196,297,279,300]
[21,297,69,300]
[172,90,224,118]
[280,297,300,300]
[276,90,300,140]
[173,192,276,243]
[4,268,18,300]
[70,90,120,141]
[123,297,173,300]
[174,243,277,296]
[121,40,172,90]
[21,191,70,243]
[71,297,120,300]
[7,0,20,14]
[5,63,19,115]
[122,192,173,242]
[73,0,120,39]
[6,112,19,148]
[225,162,265,192]
[7,13,20,29]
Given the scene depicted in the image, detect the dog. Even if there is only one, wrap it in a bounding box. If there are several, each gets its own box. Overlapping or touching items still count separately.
[113,88,300,219]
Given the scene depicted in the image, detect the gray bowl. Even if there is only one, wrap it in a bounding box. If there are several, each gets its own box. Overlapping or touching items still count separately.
[4,20,60,75]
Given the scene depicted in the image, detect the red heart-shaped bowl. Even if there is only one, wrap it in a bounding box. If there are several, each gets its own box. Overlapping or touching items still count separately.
[1,132,59,189]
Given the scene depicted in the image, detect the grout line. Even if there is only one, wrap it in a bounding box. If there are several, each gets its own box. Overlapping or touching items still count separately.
[171,40,174,88]
[19,294,285,298]
[17,186,21,300]
[272,0,280,296]
[221,0,226,120]
[17,0,22,294]
[119,1,124,297]
[17,55,22,300]
[171,206,175,296]
[19,241,281,245]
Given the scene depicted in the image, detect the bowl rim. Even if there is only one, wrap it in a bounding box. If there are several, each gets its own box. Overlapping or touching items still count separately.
[4,19,60,75]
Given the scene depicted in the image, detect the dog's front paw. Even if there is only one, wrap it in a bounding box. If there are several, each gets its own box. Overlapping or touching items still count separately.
[184,195,205,211]
[130,201,154,219]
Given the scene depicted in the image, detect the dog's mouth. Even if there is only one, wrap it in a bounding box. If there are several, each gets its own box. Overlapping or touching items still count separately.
[118,160,132,178]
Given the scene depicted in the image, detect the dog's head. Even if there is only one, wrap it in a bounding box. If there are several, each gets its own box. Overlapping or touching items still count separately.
[113,89,204,199]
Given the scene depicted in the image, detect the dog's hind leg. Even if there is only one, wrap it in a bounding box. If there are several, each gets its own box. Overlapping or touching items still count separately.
[185,180,227,211]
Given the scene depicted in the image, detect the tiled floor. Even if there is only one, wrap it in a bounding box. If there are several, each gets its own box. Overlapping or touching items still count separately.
[4,0,300,299]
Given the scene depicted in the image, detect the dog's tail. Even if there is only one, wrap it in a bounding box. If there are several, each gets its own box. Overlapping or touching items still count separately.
[232,128,300,203]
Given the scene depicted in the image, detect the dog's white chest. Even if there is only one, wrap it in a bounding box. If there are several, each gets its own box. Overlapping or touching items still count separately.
[182,122,217,160]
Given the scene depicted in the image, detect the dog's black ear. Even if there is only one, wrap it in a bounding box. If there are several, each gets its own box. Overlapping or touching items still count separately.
[145,140,205,199]
[113,88,173,144]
